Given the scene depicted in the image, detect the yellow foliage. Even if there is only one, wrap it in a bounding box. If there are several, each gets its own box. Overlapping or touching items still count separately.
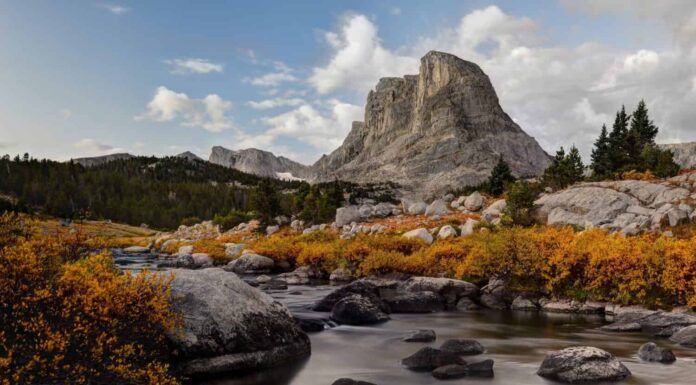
[0,217,180,385]
[621,170,658,181]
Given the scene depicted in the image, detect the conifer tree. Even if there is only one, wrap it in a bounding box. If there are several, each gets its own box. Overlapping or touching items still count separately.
[566,145,585,183]
[488,155,515,196]
[590,124,611,177]
[608,106,630,171]
[630,100,658,147]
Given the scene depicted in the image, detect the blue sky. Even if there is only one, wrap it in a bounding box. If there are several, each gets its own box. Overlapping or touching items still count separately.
[2,1,696,164]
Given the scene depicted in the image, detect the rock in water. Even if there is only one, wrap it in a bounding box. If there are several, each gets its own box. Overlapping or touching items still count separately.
[637,342,676,363]
[311,51,550,195]
[164,268,310,377]
[332,379,376,385]
[330,294,390,325]
[432,364,468,379]
[403,329,436,343]
[670,325,696,347]
[440,339,485,355]
[537,346,630,383]
[402,347,463,371]
[313,280,385,312]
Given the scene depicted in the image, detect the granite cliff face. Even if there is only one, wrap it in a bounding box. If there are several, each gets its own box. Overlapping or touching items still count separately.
[71,153,134,167]
[659,142,696,169]
[312,51,550,195]
[208,146,312,180]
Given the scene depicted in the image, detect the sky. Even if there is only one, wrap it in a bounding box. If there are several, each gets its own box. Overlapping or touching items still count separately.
[2,1,696,165]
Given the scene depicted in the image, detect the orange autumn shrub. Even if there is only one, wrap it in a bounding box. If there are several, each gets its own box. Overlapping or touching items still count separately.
[192,239,228,264]
[0,218,180,385]
[251,234,303,263]
[297,241,344,270]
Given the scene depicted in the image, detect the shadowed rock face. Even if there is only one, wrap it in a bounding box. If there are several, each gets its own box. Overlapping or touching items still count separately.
[311,51,550,196]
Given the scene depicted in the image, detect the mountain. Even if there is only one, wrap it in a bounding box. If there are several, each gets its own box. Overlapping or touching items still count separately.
[176,151,204,162]
[71,153,134,167]
[659,142,696,169]
[311,51,550,195]
[208,146,312,181]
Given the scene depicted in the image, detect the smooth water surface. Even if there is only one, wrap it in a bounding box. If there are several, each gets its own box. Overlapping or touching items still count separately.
[200,284,696,385]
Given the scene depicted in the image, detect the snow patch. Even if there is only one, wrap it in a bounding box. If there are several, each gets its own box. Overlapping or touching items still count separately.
[276,172,305,182]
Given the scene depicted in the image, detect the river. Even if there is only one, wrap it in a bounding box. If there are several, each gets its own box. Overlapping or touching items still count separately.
[113,251,696,385]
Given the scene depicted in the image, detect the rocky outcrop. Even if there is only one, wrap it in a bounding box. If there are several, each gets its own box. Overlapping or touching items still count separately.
[208,146,312,180]
[311,51,550,196]
[660,141,696,168]
[71,153,134,167]
[176,151,203,161]
[536,173,696,233]
[164,268,310,377]
[537,346,630,383]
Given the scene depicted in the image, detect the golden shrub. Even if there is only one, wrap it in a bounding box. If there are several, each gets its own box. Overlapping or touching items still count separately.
[0,219,180,385]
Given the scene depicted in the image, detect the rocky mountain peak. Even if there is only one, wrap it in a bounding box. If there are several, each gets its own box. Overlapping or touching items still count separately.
[208,146,311,180]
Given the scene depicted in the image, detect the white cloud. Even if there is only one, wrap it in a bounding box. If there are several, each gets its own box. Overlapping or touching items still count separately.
[135,86,234,132]
[244,61,299,87]
[60,109,73,119]
[307,5,696,160]
[260,99,363,152]
[100,3,129,15]
[166,58,223,74]
[309,14,418,94]
[247,97,305,110]
[74,138,124,156]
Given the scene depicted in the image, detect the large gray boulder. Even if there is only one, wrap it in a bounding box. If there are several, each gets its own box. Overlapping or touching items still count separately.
[537,346,630,383]
[401,277,478,309]
[464,192,484,211]
[407,202,428,215]
[165,269,310,377]
[223,253,274,274]
[402,228,433,244]
[670,325,696,347]
[330,294,390,325]
[336,206,362,227]
[425,200,451,217]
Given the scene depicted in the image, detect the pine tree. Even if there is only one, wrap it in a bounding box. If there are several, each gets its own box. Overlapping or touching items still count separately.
[630,100,658,147]
[566,145,585,183]
[488,155,515,196]
[250,179,280,225]
[591,124,611,177]
[608,106,630,171]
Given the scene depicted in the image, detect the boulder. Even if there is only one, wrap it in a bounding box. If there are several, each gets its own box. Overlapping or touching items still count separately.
[479,278,510,310]
[440,339,485,355]
[329,268,353,282]
[403,329,436,343]
[460,218,479,236]
[330,294,390,325]
[314,280,385,312]
[537,346,630,383]
[266,225,279,235]
[382,291,445,313]
[178,245,194,256]
[223,253,274,274]
[336,206,362,227]
[407,202,428,215]
[467,359,495,377]
[165,269,310,377]
[670,325,696,347]
[359,205,374,218]
[373,202,395,217]
[402,277,478,308]
[123,245,150,254]
[401,347,463,371]
[464,192,484,211]
[332,379,376,385]
[637,342,676,363]
[425,200,451,217]
[432,364,468,379]
[437,225,458,239]
[224,243,246,258]
[278,265,324,285]
[295,317,326,333]
[158,254,211,269]
[190,253,213,267]
[402,228,433,245]
[511,296,539,311]
[455,297,481,311]
[482,199,506,219]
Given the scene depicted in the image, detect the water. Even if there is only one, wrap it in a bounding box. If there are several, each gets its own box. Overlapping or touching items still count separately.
[110,253,696,384]
[111,249,168,271]
[202,283,696,385]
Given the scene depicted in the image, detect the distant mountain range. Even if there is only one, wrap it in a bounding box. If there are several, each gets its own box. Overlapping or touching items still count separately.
[70,51,696,195]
